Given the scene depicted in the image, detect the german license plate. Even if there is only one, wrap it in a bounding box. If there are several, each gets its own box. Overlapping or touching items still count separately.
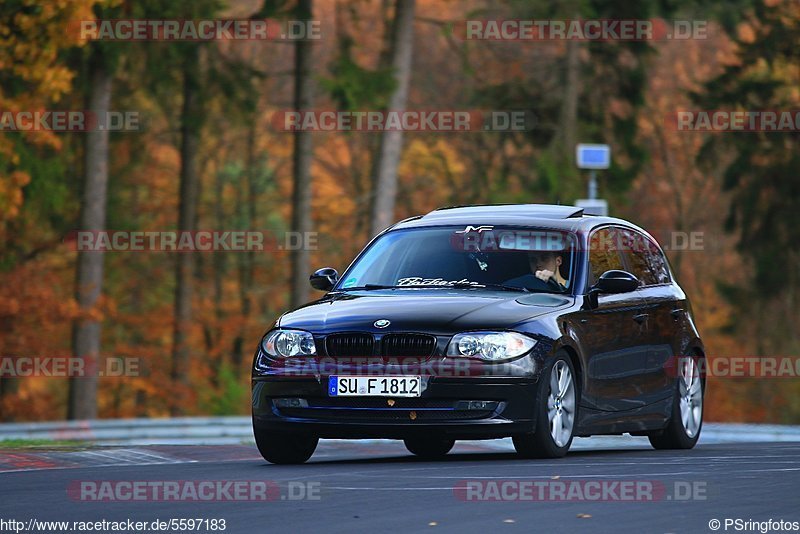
[328,376,421,397]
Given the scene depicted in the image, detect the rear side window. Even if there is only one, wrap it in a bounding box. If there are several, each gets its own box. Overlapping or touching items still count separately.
[618,229,671,286]
[619,229,657,286]
[646,238,671,284]
[588,227,624,286]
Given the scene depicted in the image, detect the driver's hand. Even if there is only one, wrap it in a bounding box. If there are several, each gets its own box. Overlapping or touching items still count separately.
[535,269,554,281]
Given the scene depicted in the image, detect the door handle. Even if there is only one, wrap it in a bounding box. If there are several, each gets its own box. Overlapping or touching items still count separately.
[670,308,684,319]
[633,313,649,324]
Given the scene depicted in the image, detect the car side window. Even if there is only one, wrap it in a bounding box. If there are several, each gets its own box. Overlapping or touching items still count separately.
[619,229,657,286]
[588,227,624,286]
[646,238,671,284]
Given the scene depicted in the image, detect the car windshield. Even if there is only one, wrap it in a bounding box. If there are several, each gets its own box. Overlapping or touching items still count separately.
[336,226,577,294]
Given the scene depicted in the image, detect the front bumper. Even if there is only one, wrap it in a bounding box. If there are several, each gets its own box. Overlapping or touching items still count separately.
[252,375,539,440]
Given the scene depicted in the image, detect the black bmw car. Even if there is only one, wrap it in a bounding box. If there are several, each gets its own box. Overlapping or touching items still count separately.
[252,204,705,464]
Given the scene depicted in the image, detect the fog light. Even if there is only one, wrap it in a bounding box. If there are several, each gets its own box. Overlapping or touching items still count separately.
[455,400,498,411]
[274,398,308,408]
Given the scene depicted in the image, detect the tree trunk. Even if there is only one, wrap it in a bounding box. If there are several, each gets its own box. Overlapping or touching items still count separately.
[126,182,149,415]
[289,0,315,308]
[207,162,226,388]
[171,46,203,416]
[369,0,415,237]
[234,123,257,368]
[559,37,580,165]
[68,46,112,420]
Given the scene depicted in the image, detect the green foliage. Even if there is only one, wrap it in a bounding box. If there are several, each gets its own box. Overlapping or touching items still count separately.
[694,0,800,298]
[250,0,294,19]
[0,137,80,271]
[201,362,248,415]
[320,39,397,112]
[0,439,83,449]
[465,0,676,205]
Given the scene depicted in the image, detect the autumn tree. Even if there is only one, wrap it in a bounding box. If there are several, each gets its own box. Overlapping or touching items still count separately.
[694,0,800,422]
[289,0,316,308]
[68,40,114,420]
[0,0,96,419]
[369,0,416,236]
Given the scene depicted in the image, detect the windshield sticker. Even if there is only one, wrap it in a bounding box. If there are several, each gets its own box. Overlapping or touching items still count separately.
[397,277,482,287]
[469,252,488,271]
[341,277,357,288]
[455,225,494,234]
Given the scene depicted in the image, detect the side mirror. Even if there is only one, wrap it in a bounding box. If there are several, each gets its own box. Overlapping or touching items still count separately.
[309,267,339,292]
[595,270,640,294]
[587,270,639,309]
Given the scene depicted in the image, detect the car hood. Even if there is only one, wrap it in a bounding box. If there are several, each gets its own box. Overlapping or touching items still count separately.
[277,290,574,335]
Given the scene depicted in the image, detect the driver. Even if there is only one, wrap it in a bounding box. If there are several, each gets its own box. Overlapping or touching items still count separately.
[506,250,569,291]
[530,250,568,287]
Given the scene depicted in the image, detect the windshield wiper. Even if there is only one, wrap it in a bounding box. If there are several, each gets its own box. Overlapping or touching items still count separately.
[336,284,401,291]
[469,283,530,292]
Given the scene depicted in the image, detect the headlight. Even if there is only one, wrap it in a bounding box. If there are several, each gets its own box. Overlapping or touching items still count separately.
[446,331,536,361]
[261,329,317,358]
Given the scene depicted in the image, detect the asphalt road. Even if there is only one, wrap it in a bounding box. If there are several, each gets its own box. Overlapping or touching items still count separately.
[1,439,799,534]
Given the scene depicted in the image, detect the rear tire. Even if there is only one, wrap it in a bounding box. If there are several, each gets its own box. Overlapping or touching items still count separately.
[254,429,318,464]
[513,352,577,459]
[404,437,455,459]
[649,355,704,450]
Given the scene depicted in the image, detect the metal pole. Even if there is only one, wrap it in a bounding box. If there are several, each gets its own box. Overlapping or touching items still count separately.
[588,169,597,200]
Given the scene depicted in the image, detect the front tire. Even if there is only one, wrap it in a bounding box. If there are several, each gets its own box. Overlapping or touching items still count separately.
[404,437,455,459]
[254,429,318,464]
[649,355,704,450]
[513,352,577,459]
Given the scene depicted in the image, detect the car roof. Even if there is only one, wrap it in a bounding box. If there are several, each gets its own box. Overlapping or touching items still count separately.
[390,204,639,234]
